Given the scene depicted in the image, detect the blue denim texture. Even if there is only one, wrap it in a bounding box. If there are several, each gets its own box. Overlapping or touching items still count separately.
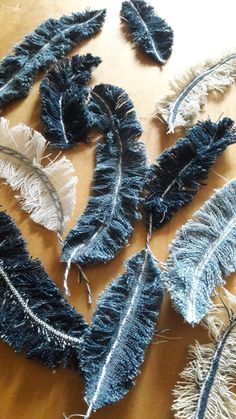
[144,118,236,230]
[120,0,173,64]
[61,84,148,266]
[0,8,106,110]
[80,248,163,413]
[162,178,236,324]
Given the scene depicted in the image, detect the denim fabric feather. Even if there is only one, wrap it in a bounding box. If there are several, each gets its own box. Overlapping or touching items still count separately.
[80,249,163,416]
[61,84,147,268]
[144,118,236,230]
[0,9,106,110]
[40,54,102,149]
[120,0,173,64]
[0,117,78,236]
[0,211,87,369]
[162,178,236,324]
[157,50,236,133]
[173,291,236,418]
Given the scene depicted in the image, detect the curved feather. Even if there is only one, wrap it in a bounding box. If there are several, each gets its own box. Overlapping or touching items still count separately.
[80,249,163,415]
[0,8,106,110]
[0,211,87,369]
[61,84,147,267]
[40,54,102,149]
[162,178,236,324]
[0,117,77,235]
[144,118,236,230]
[173,291,236,418]
[120,0,173,64]
[157,50,236,133]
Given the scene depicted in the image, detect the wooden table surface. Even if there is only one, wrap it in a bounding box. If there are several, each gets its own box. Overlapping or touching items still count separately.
[1,1,236,418]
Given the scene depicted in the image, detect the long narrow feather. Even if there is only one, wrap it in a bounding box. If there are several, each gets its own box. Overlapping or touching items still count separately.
[157,50,236,133]
[120,0,173,64]
[162,178,236,324]
[0,211,87,369]
[144,118,236,230]
[172,291,236,418]
[0,117,77,236]
[40,54,102,149]
[61,84,147,270]
[0,8,106,110]
[80,248,163,416]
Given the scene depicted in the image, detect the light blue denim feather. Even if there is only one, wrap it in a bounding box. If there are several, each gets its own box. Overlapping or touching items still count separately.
[162,178,236,324]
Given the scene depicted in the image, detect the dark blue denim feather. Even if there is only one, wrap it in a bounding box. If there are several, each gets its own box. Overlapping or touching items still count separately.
[144,118,236,230]
[80,249,163,414]
[120,0,173,64]
[0,9,106,110]
[61,84,147,266]
[40,54,102,149]
[0,211,87,369]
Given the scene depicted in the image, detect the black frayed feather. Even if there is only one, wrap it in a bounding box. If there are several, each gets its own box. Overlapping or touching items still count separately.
[120,0,173,64]
[0,211,87,369]
[80,249,163,415]
[40,54,102,149]
[61,84,147,269]
[0,9,106,110]
[144,118,236,230]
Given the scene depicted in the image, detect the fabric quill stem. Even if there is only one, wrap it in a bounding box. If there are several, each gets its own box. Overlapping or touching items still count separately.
[157,50,236,133]
[40,54,102,149]
[144,118,236,230]
[0,117,77,236]
[80,248,163,416]
[120,0,173,64]
[162,177,236,324]
[0,8,106,110]
[173,290,236,418]
[61,84,147,272]
[0,211,87,369]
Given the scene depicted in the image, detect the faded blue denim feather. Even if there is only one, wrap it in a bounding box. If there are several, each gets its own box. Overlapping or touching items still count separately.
[0,212,87,369]
[40,54,102,149]
[120,0,173,64]
[162,178,236,324]
[80,249,163,415]
[0,9,106,110]
[61,84,147,267]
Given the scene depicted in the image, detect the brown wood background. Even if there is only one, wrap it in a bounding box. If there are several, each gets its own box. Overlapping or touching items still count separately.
[0,1,236,418]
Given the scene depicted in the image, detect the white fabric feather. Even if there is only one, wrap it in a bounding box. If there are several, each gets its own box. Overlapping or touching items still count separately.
[157,50,236,133]
[172,290,236,419]
[0,117,77,235]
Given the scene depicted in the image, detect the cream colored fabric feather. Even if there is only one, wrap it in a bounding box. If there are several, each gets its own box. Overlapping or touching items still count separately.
[157,51,236,133]
[172,290,236,418]
[0,117,77,236]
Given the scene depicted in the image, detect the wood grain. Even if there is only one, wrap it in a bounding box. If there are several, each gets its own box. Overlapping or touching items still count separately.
[0,1,236,418]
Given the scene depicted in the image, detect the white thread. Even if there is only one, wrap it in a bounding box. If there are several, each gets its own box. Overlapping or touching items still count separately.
[0,264,82,345]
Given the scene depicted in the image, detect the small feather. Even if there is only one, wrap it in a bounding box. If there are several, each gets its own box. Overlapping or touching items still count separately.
[61,84,147,267]
[0,8,106,110]
[40,54,102,149]
[162,178,236,324]
[0,211,87,369]
[0,117,77,235]
[173,291,236,418]
[144,118,236,230]
[80,249,163,415]
[120,0,173,64]
[157,50,236,133]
